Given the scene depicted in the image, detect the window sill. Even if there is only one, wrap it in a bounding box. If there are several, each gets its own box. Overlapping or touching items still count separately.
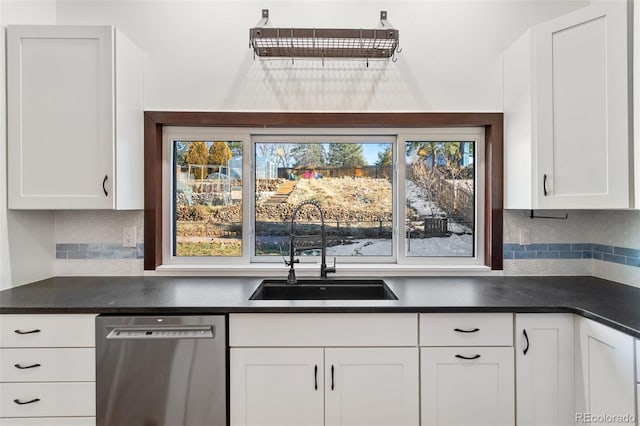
[146,263,497,277]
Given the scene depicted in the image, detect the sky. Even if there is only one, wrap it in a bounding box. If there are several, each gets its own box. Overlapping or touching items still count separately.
[362,143,391,165]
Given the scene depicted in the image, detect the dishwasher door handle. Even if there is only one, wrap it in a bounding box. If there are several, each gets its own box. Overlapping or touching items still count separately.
[106,326,215,339]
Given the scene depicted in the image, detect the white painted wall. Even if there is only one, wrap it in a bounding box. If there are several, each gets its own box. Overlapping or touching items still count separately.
[0,1,57,290]
[9,0,640,287]
[54,0,588,112]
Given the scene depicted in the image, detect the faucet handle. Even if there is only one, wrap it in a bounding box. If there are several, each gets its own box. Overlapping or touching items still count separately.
[326,257,337,274]
[284,258,300,266]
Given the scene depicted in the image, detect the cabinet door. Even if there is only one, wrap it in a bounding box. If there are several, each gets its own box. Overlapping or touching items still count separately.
[324,348,419,426]
[575,317,635,425]
[230,348,324,426]
[421,347,514,426]
[515,314,574,426]
[535,2,629,209]
[7,26,114,209]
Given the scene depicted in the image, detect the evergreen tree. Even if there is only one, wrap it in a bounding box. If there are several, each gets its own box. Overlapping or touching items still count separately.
[292,143,325,167]
[175,141,189,166]
[185,141,208,179]
[208,141,232,165]
[327,143,366,167]
[376,147,393,166]
[227,141,243,157]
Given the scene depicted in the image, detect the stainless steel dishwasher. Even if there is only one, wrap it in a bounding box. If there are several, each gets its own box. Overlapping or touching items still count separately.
[96,315,227,426]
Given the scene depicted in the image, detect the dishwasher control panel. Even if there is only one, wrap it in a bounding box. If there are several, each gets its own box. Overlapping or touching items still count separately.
[107,326,214,339]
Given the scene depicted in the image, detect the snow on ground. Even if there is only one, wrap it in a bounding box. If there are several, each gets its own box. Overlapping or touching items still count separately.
[256,236,472,257]
[405,180,446,217]
[326,239,392,256]
[405,234,472,256]
[325,236,472,257]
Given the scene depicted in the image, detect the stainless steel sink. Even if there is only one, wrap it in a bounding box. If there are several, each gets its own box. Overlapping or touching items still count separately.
[249,279,398,300]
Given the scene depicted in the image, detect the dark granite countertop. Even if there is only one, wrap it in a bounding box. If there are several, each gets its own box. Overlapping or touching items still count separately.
[1,275,639,338]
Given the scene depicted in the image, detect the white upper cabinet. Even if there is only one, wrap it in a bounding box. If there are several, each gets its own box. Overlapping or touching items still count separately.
[7,25,144,210]
[504,1,630,209]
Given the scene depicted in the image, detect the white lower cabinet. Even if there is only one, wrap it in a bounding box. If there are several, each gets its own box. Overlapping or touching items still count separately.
[0,315,96,425]
[574,317,636,426]
[515,314,574,426]
[0,383,95,418]
[230,348,418,426]
[324,348,419,426]
[419,313,515,426]
[230,347,419,426]
[421,347,514,426]
[229,313,419,426]
[230,348,324,426]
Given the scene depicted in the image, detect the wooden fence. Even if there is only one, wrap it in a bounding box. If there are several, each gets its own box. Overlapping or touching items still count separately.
[434,178,473,224]
[277,165,392,179]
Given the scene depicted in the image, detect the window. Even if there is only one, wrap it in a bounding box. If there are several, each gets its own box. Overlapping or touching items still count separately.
[162,126,485,269]
[400,135,484,266]
[253,137,394,262]
[171,140,243,257]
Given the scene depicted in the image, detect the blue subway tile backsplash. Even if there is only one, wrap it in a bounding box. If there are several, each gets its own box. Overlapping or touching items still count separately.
[57,243,144,260]
[504,243,640,268]
[57,240,640,268]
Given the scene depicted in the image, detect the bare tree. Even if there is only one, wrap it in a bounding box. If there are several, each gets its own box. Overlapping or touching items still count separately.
[274,144,295,168]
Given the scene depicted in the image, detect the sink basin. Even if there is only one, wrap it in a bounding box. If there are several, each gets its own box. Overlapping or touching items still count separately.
[249,279,398,300]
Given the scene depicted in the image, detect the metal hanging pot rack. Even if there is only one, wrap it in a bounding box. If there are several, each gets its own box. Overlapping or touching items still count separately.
[249,9,401,64]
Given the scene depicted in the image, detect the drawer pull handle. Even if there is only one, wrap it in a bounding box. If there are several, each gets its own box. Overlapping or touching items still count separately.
[331,365,335,391]
[103,175,109,197]
[523,329,530,355]
[455,354,481,360]
[14,329,41,335]
[453,328,480,333]
[14,363,41,369]
[314,364,318,391]
[14,398,40,405]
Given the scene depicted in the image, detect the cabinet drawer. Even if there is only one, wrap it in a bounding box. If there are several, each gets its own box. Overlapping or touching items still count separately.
[0,382,95,418]
[0,315,96,347]
[0,348,95,382]
[230,313,418,347]
[419,313,513,346]
[0,418,95,426]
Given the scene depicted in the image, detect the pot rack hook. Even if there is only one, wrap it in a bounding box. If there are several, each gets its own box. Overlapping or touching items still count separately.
[392,39,402,62]
[290,28,295,64]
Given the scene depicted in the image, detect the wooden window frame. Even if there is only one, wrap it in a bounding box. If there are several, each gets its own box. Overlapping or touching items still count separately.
[144,112,503,270]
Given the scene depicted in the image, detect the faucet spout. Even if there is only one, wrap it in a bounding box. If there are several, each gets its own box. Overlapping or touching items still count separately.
[288,200,337,282]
